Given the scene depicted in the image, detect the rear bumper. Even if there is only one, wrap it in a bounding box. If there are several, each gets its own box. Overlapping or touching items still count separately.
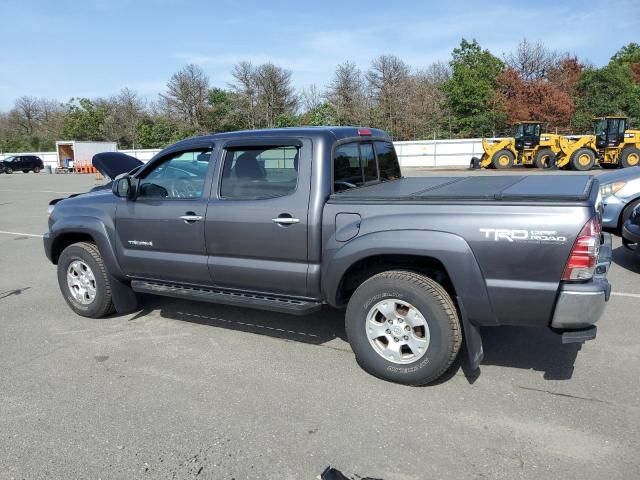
[550,232,612,330]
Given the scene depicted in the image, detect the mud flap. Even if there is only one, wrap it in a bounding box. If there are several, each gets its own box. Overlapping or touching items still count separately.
[108,272,139,314]
[457,297,484,370]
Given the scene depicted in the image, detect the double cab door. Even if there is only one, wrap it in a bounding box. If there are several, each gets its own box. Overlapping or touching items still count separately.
[115,138,312,297]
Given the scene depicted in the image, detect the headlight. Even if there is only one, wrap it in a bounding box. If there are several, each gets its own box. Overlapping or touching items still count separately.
[47,204,55,217]
[599,181,626,198]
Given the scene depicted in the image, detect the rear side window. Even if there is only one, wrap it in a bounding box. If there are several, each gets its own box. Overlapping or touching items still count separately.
[375,141,401,181]
[220,146,299,199]
[333,141,401,192]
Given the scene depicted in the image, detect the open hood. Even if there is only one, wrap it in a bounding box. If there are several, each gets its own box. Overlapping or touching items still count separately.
[92,152,143,180]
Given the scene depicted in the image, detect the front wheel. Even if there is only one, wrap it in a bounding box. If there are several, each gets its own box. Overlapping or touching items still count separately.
[5,167,13,174]
[345,271,462,385]
[57,242,114,318]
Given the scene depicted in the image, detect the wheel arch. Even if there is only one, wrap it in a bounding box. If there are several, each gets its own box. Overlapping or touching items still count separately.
[48,216,124,279]
[322,230,498,326]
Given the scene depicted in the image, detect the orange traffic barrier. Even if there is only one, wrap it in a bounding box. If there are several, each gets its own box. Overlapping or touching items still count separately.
[73,161,98,174]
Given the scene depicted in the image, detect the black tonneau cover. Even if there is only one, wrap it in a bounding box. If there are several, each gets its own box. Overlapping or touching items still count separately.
[330,175,596,203]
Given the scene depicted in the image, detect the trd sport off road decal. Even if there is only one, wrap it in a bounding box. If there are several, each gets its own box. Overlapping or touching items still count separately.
[479,228,567,244]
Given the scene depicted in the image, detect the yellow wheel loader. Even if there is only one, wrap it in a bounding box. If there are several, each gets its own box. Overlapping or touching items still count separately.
[472,121,562,169]
[555,117,640,171]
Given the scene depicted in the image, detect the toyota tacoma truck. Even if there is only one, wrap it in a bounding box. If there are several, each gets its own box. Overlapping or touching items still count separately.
[44,127,612,385]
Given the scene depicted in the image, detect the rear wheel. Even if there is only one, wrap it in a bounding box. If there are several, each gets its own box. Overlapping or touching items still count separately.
[33,166,40,173]
[345,270,462,385]
[620,146,640,168]
[57,242,114,318]
[534,148,556,169]
[491,149,514,169]
[570,148,596,171]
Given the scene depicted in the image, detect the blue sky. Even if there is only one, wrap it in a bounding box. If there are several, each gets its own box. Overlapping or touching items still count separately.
[1,0,638,110]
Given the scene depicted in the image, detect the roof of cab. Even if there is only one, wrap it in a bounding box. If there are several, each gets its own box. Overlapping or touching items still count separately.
[168,126,390,149]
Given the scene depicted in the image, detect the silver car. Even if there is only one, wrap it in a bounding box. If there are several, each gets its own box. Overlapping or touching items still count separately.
[600,167,640,231]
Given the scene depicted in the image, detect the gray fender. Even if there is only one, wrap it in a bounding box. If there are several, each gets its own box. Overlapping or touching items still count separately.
[321,230,498,327]
[48,216,138,314]
[49,216,125,280]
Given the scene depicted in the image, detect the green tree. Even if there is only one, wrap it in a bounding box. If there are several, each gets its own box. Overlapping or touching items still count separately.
[610,43,640,65]
[572,63,640,131]
[441,39,506,137]
[299,102,339,126]
[135,117,183,148]
[62,98,108,141]
[202,88,243,133]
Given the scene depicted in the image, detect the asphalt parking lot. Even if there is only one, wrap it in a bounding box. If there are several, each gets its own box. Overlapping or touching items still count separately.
[1,170,639,479]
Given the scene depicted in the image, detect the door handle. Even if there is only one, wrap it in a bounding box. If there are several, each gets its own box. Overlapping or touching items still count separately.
[180,214,203,223]
[272,216,300,225]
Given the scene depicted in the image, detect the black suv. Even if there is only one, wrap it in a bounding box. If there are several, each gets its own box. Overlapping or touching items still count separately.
[0,155,44,174]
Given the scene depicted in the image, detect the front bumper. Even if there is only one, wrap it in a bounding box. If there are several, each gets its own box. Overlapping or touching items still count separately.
[622,220,640,247]
[601,195,624,229]
[551,232,612,330]
[43,231,54,263]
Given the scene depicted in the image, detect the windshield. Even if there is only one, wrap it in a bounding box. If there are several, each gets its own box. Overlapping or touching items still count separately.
[514,124,539,138]
[594,119,607,136]
[514,124,524,138]
[3,156,17,163]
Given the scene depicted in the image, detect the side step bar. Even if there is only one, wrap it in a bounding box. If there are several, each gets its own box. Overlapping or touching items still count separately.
[131,280,322,316]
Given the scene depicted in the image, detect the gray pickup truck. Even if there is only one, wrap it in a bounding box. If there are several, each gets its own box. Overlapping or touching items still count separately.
[44,127,612,385]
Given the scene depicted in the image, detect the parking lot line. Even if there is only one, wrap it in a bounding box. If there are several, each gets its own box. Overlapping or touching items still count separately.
[0,230,43,238]
[611,291,640,299]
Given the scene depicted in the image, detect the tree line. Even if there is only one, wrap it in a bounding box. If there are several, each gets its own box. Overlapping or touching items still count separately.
[1,38,639,153]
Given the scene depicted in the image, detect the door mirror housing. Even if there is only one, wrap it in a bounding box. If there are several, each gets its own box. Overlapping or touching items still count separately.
[113,175,133,198]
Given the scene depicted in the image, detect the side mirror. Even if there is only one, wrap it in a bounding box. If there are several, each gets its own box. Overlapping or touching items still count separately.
[113,175,132,198]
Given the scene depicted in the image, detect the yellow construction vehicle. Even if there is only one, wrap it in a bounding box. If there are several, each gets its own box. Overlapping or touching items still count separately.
[472,121,562,169]
[554,117,640,170]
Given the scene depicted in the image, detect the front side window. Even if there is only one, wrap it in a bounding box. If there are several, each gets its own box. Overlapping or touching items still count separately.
[220,146,298,199]
[138,149,212,199]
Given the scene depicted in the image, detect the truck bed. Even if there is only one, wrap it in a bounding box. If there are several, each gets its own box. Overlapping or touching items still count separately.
[330,175,596,203]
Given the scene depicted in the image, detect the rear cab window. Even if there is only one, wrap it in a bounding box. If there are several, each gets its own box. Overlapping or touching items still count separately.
[333,140,401,192]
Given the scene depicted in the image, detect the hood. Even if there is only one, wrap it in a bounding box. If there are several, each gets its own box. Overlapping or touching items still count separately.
[597,166,640,185]
[92,152,143,180]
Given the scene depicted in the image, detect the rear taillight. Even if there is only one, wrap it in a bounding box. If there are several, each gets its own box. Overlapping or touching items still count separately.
[562,217,601,281]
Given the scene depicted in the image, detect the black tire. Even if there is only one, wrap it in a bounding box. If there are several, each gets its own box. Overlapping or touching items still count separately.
[570,148,596,171]
[57,242,114,318]
[534,148,556,169]
[33,166,40,173]
[345,270,462,386]
[620,146,640,168]
[491,149,514,169]
[621,198,640,229]
[5,167,13,174]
